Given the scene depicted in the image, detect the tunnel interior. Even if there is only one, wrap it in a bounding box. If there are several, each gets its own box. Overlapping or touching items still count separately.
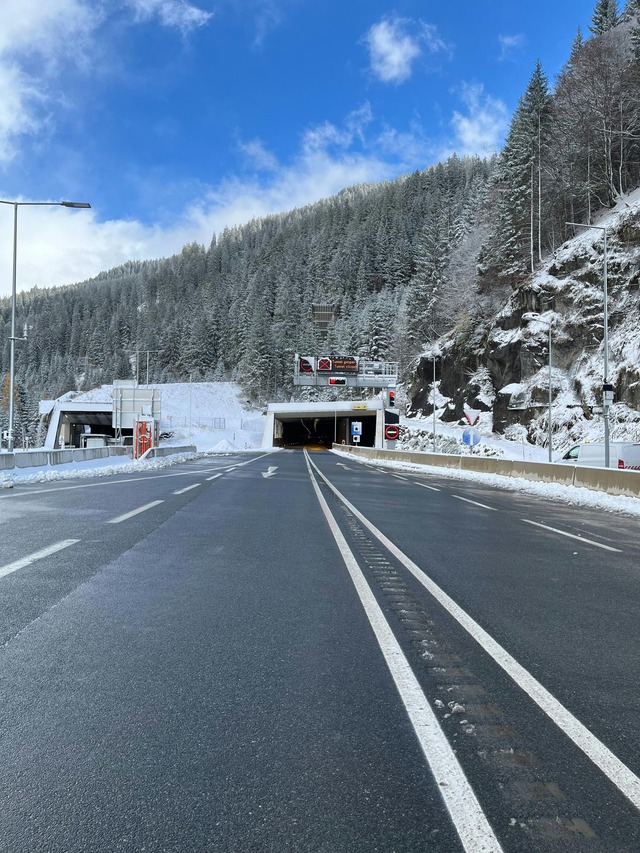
[61,412,118,448]
[278,415,376,448]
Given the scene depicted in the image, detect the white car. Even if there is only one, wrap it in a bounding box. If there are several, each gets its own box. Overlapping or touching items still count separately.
[558,442,640,470]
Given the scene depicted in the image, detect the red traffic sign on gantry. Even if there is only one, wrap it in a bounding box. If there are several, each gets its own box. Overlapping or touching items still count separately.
[385,425,400,440]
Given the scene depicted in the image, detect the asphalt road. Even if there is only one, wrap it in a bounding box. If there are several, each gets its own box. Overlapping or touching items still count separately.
[0,449,639,852]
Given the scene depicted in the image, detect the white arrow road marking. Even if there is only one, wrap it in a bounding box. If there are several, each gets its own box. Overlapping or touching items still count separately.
[0,539,81,580]
[262,467,278,478]
[107,500,164,524]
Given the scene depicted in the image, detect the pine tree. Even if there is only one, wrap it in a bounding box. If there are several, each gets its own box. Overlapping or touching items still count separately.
[480,61,551,283]
[590,0,619,34]
[569,27,584,61]
[620,0,640,21]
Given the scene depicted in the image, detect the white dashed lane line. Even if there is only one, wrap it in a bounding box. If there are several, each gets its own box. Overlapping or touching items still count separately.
[0,539,81,580]
[522,519,623,552]
[452,494,497,511]
[107,501,165,524]
[173,484,201,495]
[413,481,441,492]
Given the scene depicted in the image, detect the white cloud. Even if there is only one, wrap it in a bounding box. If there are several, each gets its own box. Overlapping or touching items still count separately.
[498,33,525,61]
[124,0,213,33]
[364,17,450,84]
[237,139,280,172]
[448,83,509,158]
[0,0,211,167]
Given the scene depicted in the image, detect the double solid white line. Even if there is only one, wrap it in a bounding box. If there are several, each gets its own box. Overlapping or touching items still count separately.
[305,452,504,852]
[308,454,640,818]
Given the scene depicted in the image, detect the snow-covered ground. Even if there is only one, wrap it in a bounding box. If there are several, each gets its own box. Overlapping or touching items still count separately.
[61,381,266,453]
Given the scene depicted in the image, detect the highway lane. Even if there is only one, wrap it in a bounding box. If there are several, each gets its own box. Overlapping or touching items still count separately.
[0,450,463,853]
[309,451,640,847]
[0,449,639,850]
[0,453,274,648]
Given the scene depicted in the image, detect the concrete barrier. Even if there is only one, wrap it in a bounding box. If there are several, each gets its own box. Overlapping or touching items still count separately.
[109,446,131,457]
[460,456,500,475]
[139,445,197,460]
[14,451,49,468]
[49,450,74,465]
[573,466,640,497]
[0,453,15,470]
[333,444,640,498]
[508,460,577,486]
[72,448,110,462]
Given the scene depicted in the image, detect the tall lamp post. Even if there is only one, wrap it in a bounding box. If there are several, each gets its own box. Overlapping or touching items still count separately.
[566,222,610,468]
[1,199,91,452]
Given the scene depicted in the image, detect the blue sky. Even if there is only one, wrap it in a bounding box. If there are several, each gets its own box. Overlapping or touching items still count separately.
[0,0,595,296]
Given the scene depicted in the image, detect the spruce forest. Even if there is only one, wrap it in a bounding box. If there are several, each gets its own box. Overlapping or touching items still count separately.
[2,0,640,447]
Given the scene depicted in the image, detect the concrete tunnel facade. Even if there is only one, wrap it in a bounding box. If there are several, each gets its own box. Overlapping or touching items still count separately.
[261,400,389,449]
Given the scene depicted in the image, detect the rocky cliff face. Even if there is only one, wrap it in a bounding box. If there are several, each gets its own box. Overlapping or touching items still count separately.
[408,191,640,452]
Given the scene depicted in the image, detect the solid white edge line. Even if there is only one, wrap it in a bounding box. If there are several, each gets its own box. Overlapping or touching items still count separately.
[304,452,504,853]
[0,539,81,580]
[107,500,164,524]
[173,483,201,495]
[522,519,622,552]
[452,495,497,511]
[307,454,640,813]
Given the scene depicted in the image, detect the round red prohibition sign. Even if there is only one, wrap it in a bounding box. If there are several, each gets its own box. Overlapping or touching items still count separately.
[385,424,400,440]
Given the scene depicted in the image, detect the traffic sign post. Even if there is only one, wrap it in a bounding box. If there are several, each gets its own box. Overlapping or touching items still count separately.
[384,423,400,448]
[462,427,481,451]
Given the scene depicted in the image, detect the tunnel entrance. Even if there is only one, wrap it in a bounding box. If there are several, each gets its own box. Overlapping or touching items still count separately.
[264,401,382,450]
[280,415,376,449]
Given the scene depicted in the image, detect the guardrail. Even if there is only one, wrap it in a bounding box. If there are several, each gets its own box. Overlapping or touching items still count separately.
[334,445,640,498]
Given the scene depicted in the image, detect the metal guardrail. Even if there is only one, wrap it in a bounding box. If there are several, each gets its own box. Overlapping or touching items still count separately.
[334,445,640,498]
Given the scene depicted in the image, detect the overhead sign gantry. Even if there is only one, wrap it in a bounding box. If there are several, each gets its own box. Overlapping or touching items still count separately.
[294,354,398,388]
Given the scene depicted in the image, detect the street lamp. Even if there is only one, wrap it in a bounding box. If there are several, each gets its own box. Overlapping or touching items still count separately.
[566,221,610,467]
[1,199,91,452]
[431,354,437,453]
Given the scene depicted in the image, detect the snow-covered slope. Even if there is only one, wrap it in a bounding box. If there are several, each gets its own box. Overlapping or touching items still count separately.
[409,189,640,456]
[73,382,265,452]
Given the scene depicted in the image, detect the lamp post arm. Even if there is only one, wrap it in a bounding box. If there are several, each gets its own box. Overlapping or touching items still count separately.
[1,199,91,453]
